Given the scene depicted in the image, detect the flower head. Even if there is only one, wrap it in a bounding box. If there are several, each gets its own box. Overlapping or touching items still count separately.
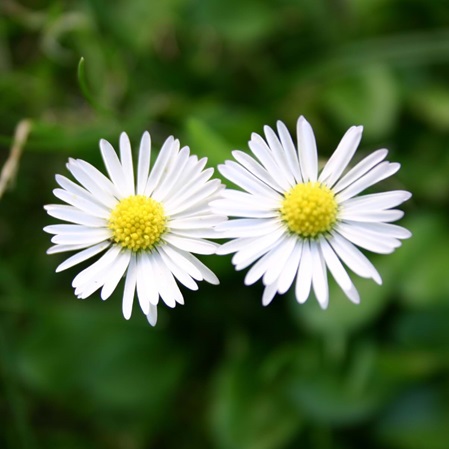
[45,132,224,325]
[211,116,411,308]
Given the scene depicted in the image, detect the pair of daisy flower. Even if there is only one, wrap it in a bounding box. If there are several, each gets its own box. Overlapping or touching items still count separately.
[45,116,411,326]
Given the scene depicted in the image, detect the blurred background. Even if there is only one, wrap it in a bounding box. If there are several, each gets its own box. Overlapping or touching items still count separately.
[1,0,449,448]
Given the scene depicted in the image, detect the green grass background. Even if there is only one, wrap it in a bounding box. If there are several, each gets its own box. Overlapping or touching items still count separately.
[1,1,449,448]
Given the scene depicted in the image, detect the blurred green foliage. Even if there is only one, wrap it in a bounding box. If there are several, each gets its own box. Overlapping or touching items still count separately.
[1,0,449,448]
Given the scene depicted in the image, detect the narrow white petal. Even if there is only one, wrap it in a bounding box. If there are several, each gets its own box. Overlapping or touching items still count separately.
[44,224,94,235]
[215,218,283,239]
[345,221,412,240]
[277,120,302,183]
[136,255,152,314]
[249,134,290,190]
[231,227,286,267]
[47,242,99,254]
[72,245,121,289]
[336,162,401,202]
[340,209,404,223]
[264,125,296,187]
[262,236,297,286]
[140,253,159,306]
[163,234,218,255]
[329,232,382,284]
[297,116,318,182]
[52,188,110,218]
[336,223,400,254]
[153,146,190,202]
[55,174,111,210]
[55,241,110,272]
[310,241,329,309]
[175,249,219,285]
[144,136,177,196]
[122,254,137,319]
[146,304,158,326]
[295,240,313,303]
[170,215,225,230]
[45,205,106,227]
[332,149,388,194]
[119,132,135,196]
[154,251,184,306]
[218,161,280,199]
[101,251,131,300]
[66,159,118,207]
[51,229,111,246]
[158,247,199,291]
[262,283,278,306]
[277,241,303,295]
[342,190,411,212]
[232,150,285,193]
[161,244,204,281]
[320,238,360,304]
[137,131,151,194]
[319,126,363,187]
[99,139,129,197]
[244,247,278,286]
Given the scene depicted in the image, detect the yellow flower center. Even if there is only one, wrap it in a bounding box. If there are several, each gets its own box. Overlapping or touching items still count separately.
[280,182,338,238]
[108,195,167,252]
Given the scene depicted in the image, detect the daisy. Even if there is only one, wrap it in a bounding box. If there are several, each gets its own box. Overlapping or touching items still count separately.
[211,116,411,308]
[45,131,224,325]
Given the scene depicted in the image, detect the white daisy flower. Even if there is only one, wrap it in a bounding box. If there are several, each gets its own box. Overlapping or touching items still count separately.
[45,131,224,325]
[211,116,411,308]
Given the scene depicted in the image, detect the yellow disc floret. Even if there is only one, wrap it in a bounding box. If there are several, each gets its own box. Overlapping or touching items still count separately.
[108,195,167,252]
[280,182,338,239]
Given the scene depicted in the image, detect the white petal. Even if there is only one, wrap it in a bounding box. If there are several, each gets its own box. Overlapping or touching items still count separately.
[158,247,199,291]
[170,215,225,230]
[215,218,283,239]
[232,150,285,193]
[218,161,280,199]
[119,132,135,196]
[155,251,184,306]
[146,304,158,326]
[319,126,363,187]
[264,125,296,186]
[332,149,388,194]
[55,174,111,210]
[153,146,190,202]
[52,188,109,218]
[122,254,137,319]
[101,251,131,300]
[262,236,297,286]
[340,209,404,223]
[310,241,329,309]
[297,116,318,182]
[137,131,151,194]
[320,238,360,304]
[277,120,302,183]
[249,133,292,190]
[336,162,401,202]
[329,232,382,284]
[277,241,303,295]
[51,229,111,246]
[55,241,110,272]
[262,283,278,306]
[144,136,177,196]
[45,204,106,227]
[163,234,218,255]
[336,223,400,254]
[72,245,121,289]
[47,243,99,254]
[176,249,219,285]
[231,227,286,267]
[99,139,129,197]
[295,240,313,303]
[136,254,153,314]
[342,190,412,212]
[66,159,118,207]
